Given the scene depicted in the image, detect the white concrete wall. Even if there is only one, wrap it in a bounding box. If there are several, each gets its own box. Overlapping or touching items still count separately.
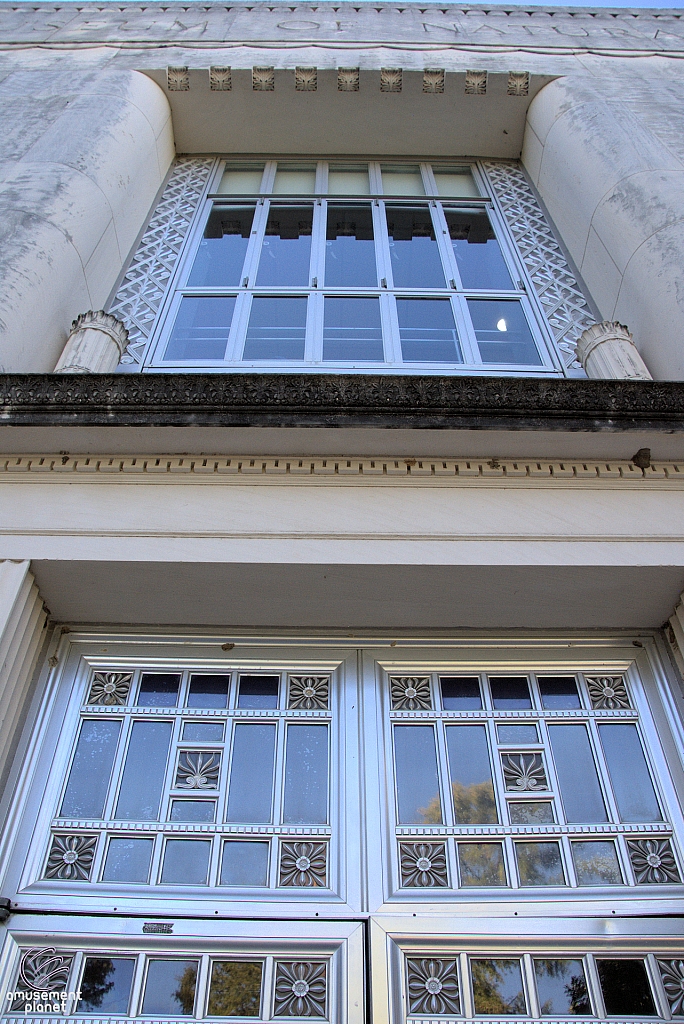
[523,73,684,381]
[0,69,174,372]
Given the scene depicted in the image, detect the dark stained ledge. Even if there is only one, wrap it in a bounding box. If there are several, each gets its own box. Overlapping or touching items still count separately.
[1,374,684,432]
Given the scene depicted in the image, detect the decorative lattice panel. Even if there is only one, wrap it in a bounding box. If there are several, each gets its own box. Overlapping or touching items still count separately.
[482,162,594,372]
[110,157,215,366]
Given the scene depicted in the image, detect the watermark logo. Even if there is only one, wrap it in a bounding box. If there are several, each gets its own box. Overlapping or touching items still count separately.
[5,947,80,1014]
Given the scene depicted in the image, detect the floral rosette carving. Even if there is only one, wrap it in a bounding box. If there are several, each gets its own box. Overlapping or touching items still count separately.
[658,959,684,1015]
[407,958,461,1015]
[586,675,631,710]
[274,962,327,1017]
[45,834,97,880]
[87,671,132,706]
[501,752,548,792]
[400,842,448,887]
[288,675,329,710]
[175,750,221,789]
[279,841,327,887]
[627,838,681,883]
[390,676,432,710]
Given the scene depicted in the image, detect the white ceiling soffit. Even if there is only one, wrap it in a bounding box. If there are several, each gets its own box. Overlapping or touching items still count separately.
[143,68,552,157]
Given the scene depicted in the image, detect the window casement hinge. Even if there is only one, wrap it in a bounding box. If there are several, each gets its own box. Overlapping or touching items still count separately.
[450,279,457,290]
[242,277,249,287]
[517,279,526,291]
[312,277,318,288]
[381,277,387,289]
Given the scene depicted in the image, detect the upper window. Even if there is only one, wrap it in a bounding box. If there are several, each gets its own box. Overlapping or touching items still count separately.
[143,159,563,375]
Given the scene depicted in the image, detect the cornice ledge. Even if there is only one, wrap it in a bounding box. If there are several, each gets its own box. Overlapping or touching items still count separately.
[1,374,684,432]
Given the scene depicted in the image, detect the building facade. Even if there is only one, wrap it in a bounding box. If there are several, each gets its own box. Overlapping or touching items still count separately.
[1,2,684,1021]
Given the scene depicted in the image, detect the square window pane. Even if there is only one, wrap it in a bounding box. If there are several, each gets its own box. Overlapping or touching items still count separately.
[458,843,506,886]
[386,205,445,288]
[255,205,313,286]
[238,675,279,709]
[445,209,514,290]
[538,676,581,710]
[182,721,225,742]
[497,724,538,744]
[396,298,462,363]
[394,725,442,824]
[187,205,255,287]
[164,296,235,361]
[137,673,181,707]
[323,297,384,361]
[516,841,565,886]
[596,960,656,1015]
[471,959,526,1014]
[103,837,153,882]
[187,675,230,709]
[217,164,265,194]
[508,801,555,824]
[79,958,135,1014]
[534,959,591,1015]
[490,677,531,710]
[433,166,479,198]
[324,205,376,286]
[208,961,263,1017]
[142,961,197,1016]
[243,297,307,361]
[169,800,216,823]
[572,841,622,885]
[273,164,317,194]
[160,839,211,884]
[381,163,425,195]
[440,676,482,710]
[327,164,370,195]
[468,299,542,365]
[220,842,270,886]
[446,725,497,824]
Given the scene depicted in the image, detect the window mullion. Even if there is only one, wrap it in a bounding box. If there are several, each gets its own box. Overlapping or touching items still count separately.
[450,294,481,366]
[372,199,391,289]
[261,161,277,193]
[225,292,252,362]
[243,199,270,288]
[380,293,401,365]
[430,201,460,290]
[306,291,323,363]
[310,199,327,288]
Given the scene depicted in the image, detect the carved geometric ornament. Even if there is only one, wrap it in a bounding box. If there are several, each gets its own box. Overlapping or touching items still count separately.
[586,675,631,710]
[175,751,221,789]
[501,752,548,792]
[380,68,402,92]
[279,841,327,887]
[400,842,449,887]
[627,838,681,884]
[274,962,327,1017]
[658,959,684,1015]
[390,676,432,710]
[45,834,98,881]
[406,958,461,1016]
[423,69,444,94]
[295,66,317,91]
[337,68,359,92]
[465,69,487,95]
[87,671,132,706]
[288,675,330,710]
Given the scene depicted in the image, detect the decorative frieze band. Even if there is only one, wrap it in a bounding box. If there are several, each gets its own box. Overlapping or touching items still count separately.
[1,455,683,485]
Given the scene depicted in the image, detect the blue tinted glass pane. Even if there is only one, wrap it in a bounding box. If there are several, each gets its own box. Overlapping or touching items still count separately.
[538,677,581,710]
[161,839,211,884]
[137,674,180,707]
[441,677,481,710]
[446,209,515,290]
[170,800,216,822]
[220,842,269,886]
[490,677,531,710]
[187,206,254,287]
[548,725,607,823]
[446,725,497,824]
[243,297,307,360]
[325,205,376,286]
[60,719,121,818]
[396,298,462,362]
[142,961,197,1016]
[534,960,591,1015]
[79,959,135,1014]
[187,675,229,709]
[386,206,445,288]
[599,724,662,822]
[323,297,383,361]
[497,724,538,744]
[164,297,235,361]
[114,721,172,820]
[227,724,276,822]
[394,725,442,824]
[468,299,541,365]
[283,724,329,824]
[102,837,153,882]
[238,676,279,709]
[255,205,313,286]
[182,722,225,742]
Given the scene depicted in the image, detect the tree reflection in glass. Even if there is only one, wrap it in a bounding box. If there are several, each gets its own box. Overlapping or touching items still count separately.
[458,842,506,886]
[394,725,442,824]
[78,958,135,1014]
[208,961,263,1017]
[142,961,197,1016]
[533,960,591,1015]
[446,725,497,824]
[471,959,526,1014]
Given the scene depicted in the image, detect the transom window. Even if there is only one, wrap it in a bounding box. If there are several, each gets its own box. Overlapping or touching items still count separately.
[145,160,563,375]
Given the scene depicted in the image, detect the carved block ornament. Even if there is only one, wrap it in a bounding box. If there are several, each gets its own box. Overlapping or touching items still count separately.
[576,321,653,380]
[54,310,129,374]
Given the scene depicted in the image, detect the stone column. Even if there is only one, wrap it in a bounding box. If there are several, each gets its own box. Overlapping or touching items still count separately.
[575,321,653,381]
[0,561,48,796]
[54,310,129,373]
